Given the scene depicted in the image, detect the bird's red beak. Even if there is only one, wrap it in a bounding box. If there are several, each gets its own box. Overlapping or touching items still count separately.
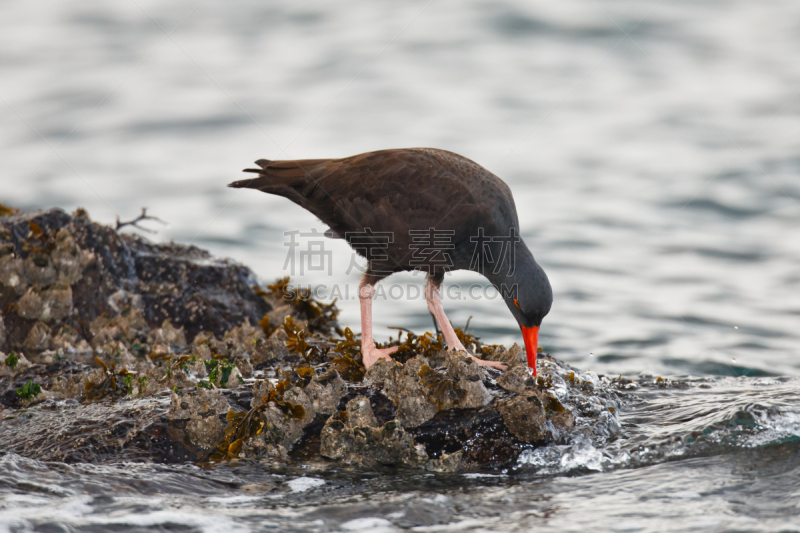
[521,325,540,376]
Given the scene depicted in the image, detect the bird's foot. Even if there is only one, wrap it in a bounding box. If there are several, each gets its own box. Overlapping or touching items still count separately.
[466,354,508,371]
[443,337,508,371]
[362,344,399,369]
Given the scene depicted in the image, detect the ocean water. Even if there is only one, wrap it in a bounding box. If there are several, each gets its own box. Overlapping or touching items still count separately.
[1,0,799,531]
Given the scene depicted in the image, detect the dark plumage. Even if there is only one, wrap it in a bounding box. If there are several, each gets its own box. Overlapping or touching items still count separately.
[229,148,552,374]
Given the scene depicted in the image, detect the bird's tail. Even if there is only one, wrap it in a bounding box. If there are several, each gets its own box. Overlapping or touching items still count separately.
[228,158,330,210]
[228,159,280,190]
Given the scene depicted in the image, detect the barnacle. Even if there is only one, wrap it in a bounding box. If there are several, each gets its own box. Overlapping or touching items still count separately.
[418,364,466,409]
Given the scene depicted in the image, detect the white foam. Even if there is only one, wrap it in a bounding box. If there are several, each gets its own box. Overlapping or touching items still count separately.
[208,495,262,504]
[287,476,325,493]
[517,436,630,474]
[340,517,397,532]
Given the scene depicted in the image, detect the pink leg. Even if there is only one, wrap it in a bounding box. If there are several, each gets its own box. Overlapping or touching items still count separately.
[425,279,507,370]
[359,280,399,368]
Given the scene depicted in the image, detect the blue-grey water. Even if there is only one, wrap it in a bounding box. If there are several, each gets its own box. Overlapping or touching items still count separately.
[1,0,800,531]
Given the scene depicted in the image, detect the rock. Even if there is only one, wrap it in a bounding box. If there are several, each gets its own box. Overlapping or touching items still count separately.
[374,352,492,429]
[169,388,230,449]
[487,343,527,369]
[0,254,26,294]
[362,357,396,386]
[304,367,347,415]
[427,350,492,409]
[378,356,438,428]
[496,365,536,394]
[148,319,187,347]
[345,396,379,428]
[320,396,428,467]
[51,324,79,350]
[51,229,94,284]
[0,208,272,349]
[1,351,32,378]
[497,392,547,444]
[425,449,464,473]
[16,284,73,322]
[222,319,263,358]
[0,206,598,471]
[251,338,287,367]
[23,321,51,352]
[91,307,149,349]
[23,252,57,287]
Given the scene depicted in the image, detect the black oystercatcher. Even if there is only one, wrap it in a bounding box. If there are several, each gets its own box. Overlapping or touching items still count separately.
[229,148,552,375]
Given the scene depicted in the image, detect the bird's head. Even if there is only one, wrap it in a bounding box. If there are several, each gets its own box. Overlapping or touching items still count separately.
[491,247,552,376]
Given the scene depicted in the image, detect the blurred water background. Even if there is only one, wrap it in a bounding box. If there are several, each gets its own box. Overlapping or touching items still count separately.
[1,0,800,531]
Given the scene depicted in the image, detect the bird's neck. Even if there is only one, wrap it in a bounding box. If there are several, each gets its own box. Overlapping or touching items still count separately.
[485,241,537,298]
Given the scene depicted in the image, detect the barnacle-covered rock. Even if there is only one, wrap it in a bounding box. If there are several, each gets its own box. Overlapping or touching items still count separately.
[0,253,26,294]
[496,365,536,394]
[256,385,315,451]
[497,392,547,444]
[425,449,464,473]
[483,343,527,369]
[426,350,492,409]
[250,337,288,367]
[372,356,438,428]
[51,228,94,284]
[203,358,243,388]
[191,331,218,360]
[16,284,73,322]
[1,351,32,377]
[184,392,228,449]
[148,319,187,348]
[90,307,149,349]
[168,386,230,420]
[23,321,51,352]
[304,367,347,415]
[222,319,264,358]
[50,324,79,350]
[320,396,428,467]
[368,351,492,429]
[0,206,597,470]
[49,373,83,399]
[23,251,57,287]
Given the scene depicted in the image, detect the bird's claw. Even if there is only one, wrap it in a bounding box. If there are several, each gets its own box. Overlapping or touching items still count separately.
[467,354,508,371]
[362,344,399,369]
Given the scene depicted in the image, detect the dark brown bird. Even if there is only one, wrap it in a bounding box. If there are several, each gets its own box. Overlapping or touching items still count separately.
[229,148,552,374]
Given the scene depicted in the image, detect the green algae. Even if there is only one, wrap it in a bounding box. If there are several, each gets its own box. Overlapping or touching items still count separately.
[16,380,41,400]
[4,351,17,369]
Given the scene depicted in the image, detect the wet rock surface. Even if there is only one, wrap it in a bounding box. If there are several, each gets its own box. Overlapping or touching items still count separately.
[0,207,628,471]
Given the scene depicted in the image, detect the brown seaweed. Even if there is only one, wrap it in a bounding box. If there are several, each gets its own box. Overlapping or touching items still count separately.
[208,376,306,462]
[85,357,132,401]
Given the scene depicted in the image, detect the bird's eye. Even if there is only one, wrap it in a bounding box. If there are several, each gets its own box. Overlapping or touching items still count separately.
[514,298,521,309]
